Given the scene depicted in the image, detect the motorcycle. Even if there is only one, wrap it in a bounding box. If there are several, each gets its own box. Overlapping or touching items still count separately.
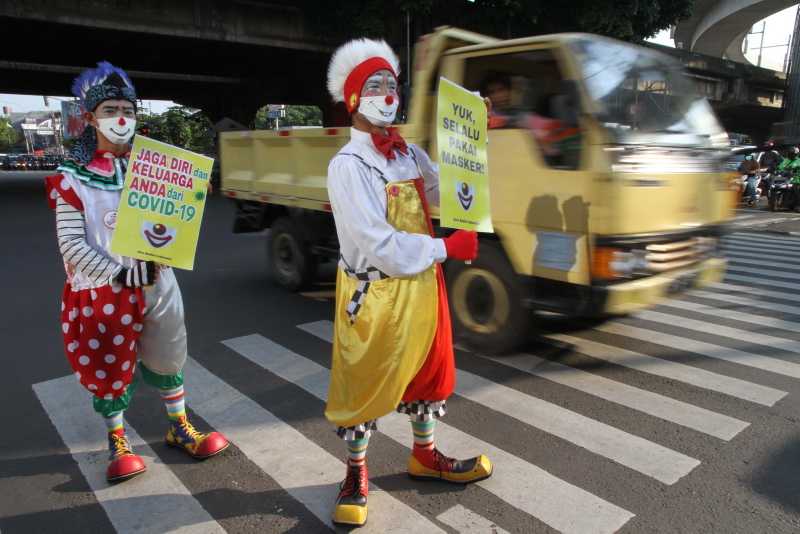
[768,172,799,211]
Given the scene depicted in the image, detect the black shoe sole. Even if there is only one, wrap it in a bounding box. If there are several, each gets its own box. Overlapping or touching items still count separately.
[408,469,493,485]
[107,466,147,484]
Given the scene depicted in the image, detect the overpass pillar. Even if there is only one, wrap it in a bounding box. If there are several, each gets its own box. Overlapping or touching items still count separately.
[783,7,800,141]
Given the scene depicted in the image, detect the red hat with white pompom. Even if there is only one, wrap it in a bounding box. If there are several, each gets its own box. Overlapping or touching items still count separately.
[327,38,400,113]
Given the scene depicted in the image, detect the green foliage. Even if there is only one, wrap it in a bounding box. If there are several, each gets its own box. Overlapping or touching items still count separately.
[305,0,693,42]
[253,105,323,130]
[137,106,215,156]
[0,118,18,151]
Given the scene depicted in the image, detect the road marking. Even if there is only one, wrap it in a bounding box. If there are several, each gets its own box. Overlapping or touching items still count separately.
[480,352,748,440]
[734,231,800,244]
[456,370,700,484]
[709,282,798,303]
[722,241,800,259]
[549,330,786,407]
[733,214,757,221]
[637,309,800,361]
[33,375,224,534]
[663,298,800,332]
[723,236,800,252]
[229,329,636,534]
[436,505,510,534]
[691,289,800,316]
[297,321,698,485]
[721,254,800,271]
[725,273,800,292]
[730,217,800,227]
[723,250,800,268]
[183,357,444,534]
[723,264,800,282]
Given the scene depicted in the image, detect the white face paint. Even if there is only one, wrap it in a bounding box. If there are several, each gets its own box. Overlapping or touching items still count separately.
[358,70,399,127]
[96,116,137,145]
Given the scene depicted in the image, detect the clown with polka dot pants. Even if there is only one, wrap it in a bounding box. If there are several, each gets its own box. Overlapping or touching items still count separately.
[46,61,229,483]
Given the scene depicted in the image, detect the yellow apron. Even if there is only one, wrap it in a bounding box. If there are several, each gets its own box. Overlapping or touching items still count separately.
[326,179,439,428]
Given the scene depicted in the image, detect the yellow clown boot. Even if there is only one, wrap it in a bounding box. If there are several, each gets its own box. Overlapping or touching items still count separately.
[407,419,492,484]
[333,461,369,526]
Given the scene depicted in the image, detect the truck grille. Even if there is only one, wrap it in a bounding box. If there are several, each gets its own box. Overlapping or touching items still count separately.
[643,237,716,273]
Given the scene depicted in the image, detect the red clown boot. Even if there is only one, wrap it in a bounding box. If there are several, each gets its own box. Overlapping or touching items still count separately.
[106,429,146,482]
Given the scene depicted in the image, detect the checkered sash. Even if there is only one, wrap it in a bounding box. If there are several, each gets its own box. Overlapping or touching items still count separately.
[340,260,390,323]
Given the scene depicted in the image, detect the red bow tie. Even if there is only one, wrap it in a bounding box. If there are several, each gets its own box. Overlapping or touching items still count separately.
[371,128,408,161]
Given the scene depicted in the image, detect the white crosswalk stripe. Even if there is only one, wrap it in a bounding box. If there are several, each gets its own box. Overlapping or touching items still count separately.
[182,357,445,534]
[694,287,800,315]
[436,505,511,534]
[724,263,800,281]
[721,254,800,271]
[33,375,225,534]
[722,247,800,264]
[635,309,800,361]
[480,352,749,440]
[724,272,800,292]
[723,238,800,254]
[733,231,800,243]
[659,298,800,332]
[548,330,786,406]
[722,241,800,263]
[226,331,636,534]
[299,321,699,484]
[709,282,797,304]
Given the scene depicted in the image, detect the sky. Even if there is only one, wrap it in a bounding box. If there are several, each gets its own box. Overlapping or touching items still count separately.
[646,4,798,72]
[0,94,177,115]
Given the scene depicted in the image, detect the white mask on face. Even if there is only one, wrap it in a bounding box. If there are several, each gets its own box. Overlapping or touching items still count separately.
[358,94,399,127]
[96,116,137,145]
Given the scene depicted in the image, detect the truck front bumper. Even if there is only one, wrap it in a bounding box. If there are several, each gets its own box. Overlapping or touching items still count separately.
[596,256,727,316]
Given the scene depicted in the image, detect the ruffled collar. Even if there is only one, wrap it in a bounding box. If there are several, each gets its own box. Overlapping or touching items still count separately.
[59,150,130,191]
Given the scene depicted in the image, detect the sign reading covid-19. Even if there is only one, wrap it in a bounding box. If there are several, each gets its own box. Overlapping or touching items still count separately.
[436,77,493,233]
[110,136,213,270]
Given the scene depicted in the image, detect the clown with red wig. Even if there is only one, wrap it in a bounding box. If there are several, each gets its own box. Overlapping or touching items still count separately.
[324,39,493,526]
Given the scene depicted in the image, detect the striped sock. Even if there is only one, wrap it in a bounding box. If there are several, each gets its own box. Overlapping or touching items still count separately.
[160,385,186,421]
[346,436,369,467]
[104,411,124,434]
[411,419,436,466]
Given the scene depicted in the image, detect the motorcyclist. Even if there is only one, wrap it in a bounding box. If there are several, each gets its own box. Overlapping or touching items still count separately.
[776,147,800,210]
[760,141,782,172]
[738,153,761,206]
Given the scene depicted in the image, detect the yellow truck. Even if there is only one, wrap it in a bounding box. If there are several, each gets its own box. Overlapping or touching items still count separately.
[220,27,732,353]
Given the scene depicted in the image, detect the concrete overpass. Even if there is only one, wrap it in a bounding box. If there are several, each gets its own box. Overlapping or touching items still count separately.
[0,1,786,139]
[673,0,797,64]
[0,0,334,124]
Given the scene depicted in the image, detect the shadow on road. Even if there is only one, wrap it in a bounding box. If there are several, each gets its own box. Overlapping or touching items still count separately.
[750,437,800,514]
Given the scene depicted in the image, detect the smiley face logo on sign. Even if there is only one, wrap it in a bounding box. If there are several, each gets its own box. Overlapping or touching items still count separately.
[141,221,176,248]
[457,181,474,211]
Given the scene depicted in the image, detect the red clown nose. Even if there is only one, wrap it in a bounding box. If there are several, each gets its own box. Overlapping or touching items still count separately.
[385,95,394,105]
[118,117,126,126]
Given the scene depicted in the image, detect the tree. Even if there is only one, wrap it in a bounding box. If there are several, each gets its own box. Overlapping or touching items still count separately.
[253,105,323,130]
[304,0,693,43]
[0,118,18,151]
[138,106,215,156]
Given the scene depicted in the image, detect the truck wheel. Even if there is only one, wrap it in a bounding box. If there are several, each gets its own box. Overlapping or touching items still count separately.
[267,216,317,291]
[446,241,529,354]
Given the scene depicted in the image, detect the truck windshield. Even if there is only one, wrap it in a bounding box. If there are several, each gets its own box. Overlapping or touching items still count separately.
[569,37,725,146]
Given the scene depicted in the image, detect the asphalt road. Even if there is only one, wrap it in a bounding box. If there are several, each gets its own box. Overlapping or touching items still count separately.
[1,170,800,533]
